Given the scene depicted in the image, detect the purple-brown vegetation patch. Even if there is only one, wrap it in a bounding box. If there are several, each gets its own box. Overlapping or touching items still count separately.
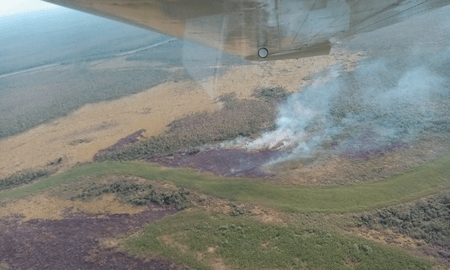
[423,242,450,263]
[93,129,145,161]
[332,131,409,161]
[0,206,185,270]
[147,149,285,178]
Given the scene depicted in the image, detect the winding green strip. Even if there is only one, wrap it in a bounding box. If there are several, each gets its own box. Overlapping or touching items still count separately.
[1,155,449,212]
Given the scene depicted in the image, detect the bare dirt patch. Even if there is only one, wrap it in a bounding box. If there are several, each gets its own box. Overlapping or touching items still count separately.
[250,205,287,225]
[210,258,229,270]
[352,228,425,250]
[189,192,233,215]
[0,206,183,270]
[184,189,288,225]
[207,245,218,253]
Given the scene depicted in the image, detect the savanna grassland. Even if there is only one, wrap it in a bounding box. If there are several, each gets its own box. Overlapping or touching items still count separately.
[1,156,449,269]
[1,11,450,266]
[1,82,449,269]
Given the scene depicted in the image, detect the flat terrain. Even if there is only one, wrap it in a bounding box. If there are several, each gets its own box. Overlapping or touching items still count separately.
[0,5,449,270]
[0,207,182,270]
[1,156,449,212]
[0,53,357,178]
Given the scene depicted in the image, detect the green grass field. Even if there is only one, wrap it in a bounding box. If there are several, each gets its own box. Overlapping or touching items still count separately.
[1,146,448,269]
[123,210,432,270]
[2,153,449,213]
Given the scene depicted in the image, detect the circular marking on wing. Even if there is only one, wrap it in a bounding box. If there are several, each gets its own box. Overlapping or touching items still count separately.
[258,48,269,58]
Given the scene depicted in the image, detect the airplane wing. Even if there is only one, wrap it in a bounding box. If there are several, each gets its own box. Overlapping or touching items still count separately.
[43,0,450,61]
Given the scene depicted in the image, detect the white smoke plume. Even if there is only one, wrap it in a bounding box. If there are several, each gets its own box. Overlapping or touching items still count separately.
[245,46,450,161]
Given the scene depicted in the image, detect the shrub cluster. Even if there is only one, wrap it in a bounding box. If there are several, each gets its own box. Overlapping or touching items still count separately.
[252,87,288,103]
[229,203,248,216]
[96,90,287,161]
[75,181,150,200]
[73,180,190,209]
[360,193,450,244]
[128,189,189,208]
[0,169,49,192]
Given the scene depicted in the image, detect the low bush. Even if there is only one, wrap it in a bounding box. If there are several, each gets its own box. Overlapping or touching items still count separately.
[253,86,289,103]
[0,169,49,192]
[360,192,450,243]
[229,203,248,216]
[73,180,190,209]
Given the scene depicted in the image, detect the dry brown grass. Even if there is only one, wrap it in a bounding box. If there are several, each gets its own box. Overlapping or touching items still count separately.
[0,193,146,221]
[0,50,362,178]
[185,188,290,225]
[249,205,288,225]
[159,234,188,253]
[98,94,278,161]
[352,227,425,250]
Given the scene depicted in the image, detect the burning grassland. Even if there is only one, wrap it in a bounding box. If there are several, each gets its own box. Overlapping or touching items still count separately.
[0,51,350,179]
[228,45,450,185]
[147,149,285,178]
[91,42,450,186]
[95,92,281,162]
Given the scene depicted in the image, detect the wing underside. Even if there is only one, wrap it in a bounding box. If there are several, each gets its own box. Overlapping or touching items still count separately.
[43,0,450,60]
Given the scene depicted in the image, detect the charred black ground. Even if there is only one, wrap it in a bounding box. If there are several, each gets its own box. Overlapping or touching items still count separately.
[0,206,183,270]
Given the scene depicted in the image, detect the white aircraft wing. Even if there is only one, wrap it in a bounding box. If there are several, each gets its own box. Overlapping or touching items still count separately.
[43,0,450,61]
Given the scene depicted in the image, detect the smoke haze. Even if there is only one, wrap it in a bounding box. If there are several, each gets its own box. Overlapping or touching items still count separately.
[247,44,450,161]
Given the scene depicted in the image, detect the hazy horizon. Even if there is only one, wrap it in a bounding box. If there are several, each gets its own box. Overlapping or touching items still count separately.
[0,8,174,138]
[0,0,61,17]
[0,7,244,139]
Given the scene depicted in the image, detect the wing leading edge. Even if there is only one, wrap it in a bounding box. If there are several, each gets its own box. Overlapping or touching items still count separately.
[43,0,450,61]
